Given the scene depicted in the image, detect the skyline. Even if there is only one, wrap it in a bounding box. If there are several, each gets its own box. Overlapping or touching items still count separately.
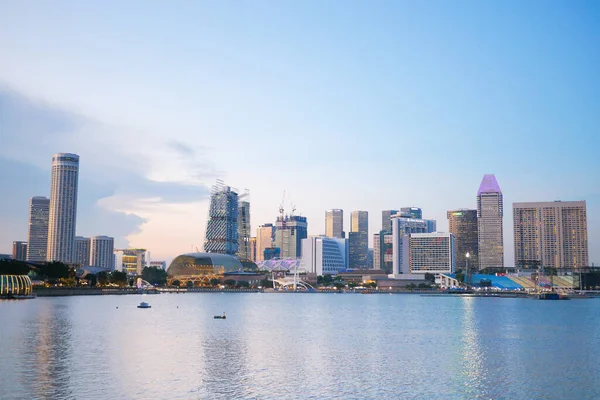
[1,1,599,264]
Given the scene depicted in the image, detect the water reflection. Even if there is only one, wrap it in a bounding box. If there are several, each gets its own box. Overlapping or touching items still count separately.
[1,294,600,399]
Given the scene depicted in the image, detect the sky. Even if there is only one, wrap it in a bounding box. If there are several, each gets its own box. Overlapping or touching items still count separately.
[0,1,599,265]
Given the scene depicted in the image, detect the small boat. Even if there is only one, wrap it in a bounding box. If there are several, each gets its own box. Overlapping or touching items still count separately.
[137,302,152,308]
[537,292,570,300]
[214,312,226,319]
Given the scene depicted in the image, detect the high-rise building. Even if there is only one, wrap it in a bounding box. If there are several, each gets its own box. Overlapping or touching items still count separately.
[374,231,394,272]
[256,224,274,261]
[301,236,348,276]
[381,210,399,233]
[149,261,167,270]
[237,200,251,260]
[204,182,238,255]
[74,236,91,266]
[274,215,308,258]
[249,237,257,261]
[47,153,80,263]
[12,241,27,261]
[349,211,368,269]
[114,248,147,275]
[513,201,588,269]
[425,220,437,233]
[391,214,428,236]
[447,209,478,271]
[401,207,422,219]
[325,209,344,238]
[26,196,50,262]
[408,232,456,275]
[90,236,114,269]
[477,174,504,270]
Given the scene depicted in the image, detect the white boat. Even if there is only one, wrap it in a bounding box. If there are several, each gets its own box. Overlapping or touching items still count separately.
[137,302,151,308]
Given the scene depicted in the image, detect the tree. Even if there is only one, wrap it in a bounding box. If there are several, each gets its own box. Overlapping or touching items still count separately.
[186,281,194,288]
[210,278,220,286]
[348,282,358,288]
[418,283,430,289]
[259,278,273,288]
[141,266,167,286]
[0,260,31,275]
[171,279,181,287]
[97,271,109,286]
[365,282,377,288]
[424,273,435,283]
[223,279,236,287]
[333,282,345,290]
[406,283,416,289]
[237,281,250,288]
[40,261,73,281]
[109,270,128,286]
[85,273,97,287]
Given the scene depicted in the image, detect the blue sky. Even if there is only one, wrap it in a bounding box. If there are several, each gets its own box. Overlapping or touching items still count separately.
[1,1,598,264]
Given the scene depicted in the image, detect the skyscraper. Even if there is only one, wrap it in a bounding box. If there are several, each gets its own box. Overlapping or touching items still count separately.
[274,215,308,258]
[256,224,274,261]
[204,182,238,255]
[401,207,422,219]
[301,236,348,276]
[12,241,27,261]
[47,153,80,263]
[349,211,368,269]
[26,196,50,262]
[477,174,504,270]
[90,236,114,269]
[513,201,588,269]
[325,209,344,238]
[237,200,251,260]
[249,237,257,261]
[74,236,91,266]
[381,210,399,233]
[447,209,478,271]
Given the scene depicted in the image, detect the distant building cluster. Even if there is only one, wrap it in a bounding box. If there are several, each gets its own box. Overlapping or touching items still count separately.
[10,153,166,275]
[8,155,590,282]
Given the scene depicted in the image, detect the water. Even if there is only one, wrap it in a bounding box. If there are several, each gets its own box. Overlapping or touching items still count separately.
[1,293,599,399]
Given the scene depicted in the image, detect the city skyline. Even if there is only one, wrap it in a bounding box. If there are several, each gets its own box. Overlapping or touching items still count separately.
[1,2,598,265]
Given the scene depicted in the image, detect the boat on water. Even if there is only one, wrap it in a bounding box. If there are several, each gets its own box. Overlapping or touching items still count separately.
[537,292,570,300]
[214,312,226,319]
[137,302,152,308]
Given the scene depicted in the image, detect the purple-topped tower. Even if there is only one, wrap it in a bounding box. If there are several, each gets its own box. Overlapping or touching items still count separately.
[476,174,504,270]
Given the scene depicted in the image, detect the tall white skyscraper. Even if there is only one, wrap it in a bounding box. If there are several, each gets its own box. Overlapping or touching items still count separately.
[47,153,80,263]
[90,236,114,269]
[325,209,344,238]
[477,174,504,270]
[26,196,50,262]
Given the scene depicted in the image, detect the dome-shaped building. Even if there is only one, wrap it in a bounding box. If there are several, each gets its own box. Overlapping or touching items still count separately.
[167,253,253,285]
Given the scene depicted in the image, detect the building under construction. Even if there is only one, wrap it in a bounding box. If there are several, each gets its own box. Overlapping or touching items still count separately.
[274,215,308,259]
[204,181,239,255]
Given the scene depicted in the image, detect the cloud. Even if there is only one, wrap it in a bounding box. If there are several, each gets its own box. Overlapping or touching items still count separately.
[0,87,214,256]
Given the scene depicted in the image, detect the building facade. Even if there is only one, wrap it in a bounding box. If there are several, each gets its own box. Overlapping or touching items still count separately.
[447,209,478,271]
[301,236,348,276]
[325,209,344,238]
[477,174,504,270]
[47,153,80,263]
[513,201,589,269]
[349,211,368,269]
[90,236,114,269]
[74,236,91,266]
[381,210,399,233]
[26,196,50,262]
[237,200,251,260]
[373,231,394,272]
[409,232,456,275]
[149,260,167,270]
[391,215,428,236]
[401,207,422,219]
[204,182,238,255]
[114,248,147,275]
[249,237,257,261]
[274,215,308,258]
[256,224,274,261]
[12,241,27,261]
